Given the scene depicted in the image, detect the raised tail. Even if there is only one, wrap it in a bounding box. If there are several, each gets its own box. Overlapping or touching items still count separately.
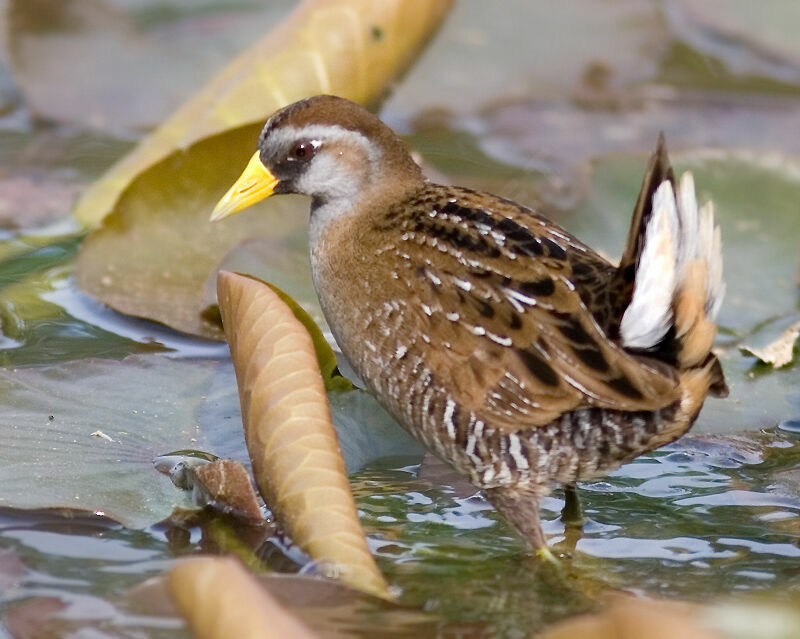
[617,137,727,396]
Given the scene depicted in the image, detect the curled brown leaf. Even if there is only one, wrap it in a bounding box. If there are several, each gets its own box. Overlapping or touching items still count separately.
[217,271,391,600]
[169,557,321,639]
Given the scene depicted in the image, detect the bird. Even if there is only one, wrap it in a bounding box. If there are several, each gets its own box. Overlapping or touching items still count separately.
[210,94,727,557]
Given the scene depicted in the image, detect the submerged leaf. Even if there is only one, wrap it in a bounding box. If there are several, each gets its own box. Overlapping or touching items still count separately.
[3,597,68,639]
[0,547,25,596]
[74,0,453,339]
[217,271,391,599]
[169,557,321,639]
[539,596,720,639]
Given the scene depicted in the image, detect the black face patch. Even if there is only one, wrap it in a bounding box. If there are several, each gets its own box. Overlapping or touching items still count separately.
[269,152,307,187]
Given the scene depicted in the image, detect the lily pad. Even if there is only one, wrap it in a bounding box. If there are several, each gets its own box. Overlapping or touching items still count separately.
[0,354,245,528]
[468,95,800,213]
[386,0,669,115]
[670,0,800,84]
[565,153,800,337]
[0,353,421,528]
[4,0,293,135]
[76,125,311,340]
[0,241,169,367]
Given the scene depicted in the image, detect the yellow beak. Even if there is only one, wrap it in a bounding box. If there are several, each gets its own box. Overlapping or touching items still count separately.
[210,151,279,222]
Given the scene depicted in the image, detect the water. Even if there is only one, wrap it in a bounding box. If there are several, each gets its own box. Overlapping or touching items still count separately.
[2,434,798,637]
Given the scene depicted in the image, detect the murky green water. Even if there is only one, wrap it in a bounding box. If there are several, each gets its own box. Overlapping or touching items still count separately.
[1,1,800,637]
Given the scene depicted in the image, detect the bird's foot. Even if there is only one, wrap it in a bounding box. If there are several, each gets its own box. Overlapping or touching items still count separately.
[535,545,560,565]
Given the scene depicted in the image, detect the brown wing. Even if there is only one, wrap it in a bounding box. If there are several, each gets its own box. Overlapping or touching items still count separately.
[372,185,681,432]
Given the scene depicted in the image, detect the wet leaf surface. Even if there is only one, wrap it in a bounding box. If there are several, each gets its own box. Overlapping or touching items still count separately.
[169,557,322,639]
[0,355,244,528]
[76,125,311,340]
[0,353,421,529]
[218,271,391,598]
[670,0,800,78]
[385,0,669,115]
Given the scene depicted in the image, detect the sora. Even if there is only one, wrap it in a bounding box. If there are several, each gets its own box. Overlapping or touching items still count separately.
[211,95,727,555]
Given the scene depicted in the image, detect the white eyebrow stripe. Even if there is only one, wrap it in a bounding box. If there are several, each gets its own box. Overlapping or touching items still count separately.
[266,124,381,165]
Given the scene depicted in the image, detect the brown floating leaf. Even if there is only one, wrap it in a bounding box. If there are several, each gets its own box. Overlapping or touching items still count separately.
[3,597,68,639]
[74,0,453,339]
[0,548,26,596]
[740,319,800,368]
[169,557,320,639]
[217,271,391,600]
[192,459,265,522]
[540,597,721,639]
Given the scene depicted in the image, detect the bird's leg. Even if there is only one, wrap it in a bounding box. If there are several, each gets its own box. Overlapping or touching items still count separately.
[484,487,556,562]
[561,482,585,528]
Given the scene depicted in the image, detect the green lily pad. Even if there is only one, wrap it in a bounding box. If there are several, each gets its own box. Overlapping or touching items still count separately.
[387,0,669,114]
[0,354,420,528]
[671,0,800,86]
[0,355,244,528]
[566,152,800,337]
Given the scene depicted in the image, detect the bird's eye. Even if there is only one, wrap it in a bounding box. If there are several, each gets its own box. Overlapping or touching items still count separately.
[290,141,316,162]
